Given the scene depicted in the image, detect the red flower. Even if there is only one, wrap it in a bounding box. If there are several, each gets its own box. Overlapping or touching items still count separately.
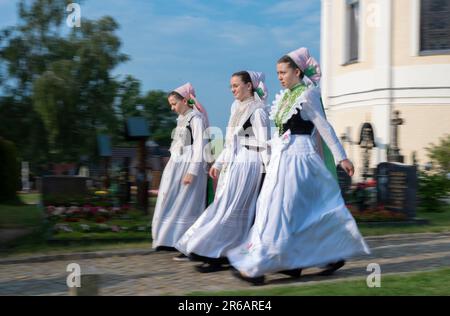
[95,216,107,223]
[64,218,80,222]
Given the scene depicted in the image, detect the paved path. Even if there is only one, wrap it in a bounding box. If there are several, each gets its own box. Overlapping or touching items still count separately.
[1,232,449,295]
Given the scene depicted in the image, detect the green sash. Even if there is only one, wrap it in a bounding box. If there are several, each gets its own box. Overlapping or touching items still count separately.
[319,97,338,181]
[206,177,215,206]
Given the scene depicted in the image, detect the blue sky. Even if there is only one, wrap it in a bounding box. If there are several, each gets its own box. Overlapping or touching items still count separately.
[0,0,321,130]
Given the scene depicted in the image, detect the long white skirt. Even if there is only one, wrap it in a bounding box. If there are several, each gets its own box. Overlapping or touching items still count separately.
[227,135,370,277]
[176,147,264,258]
[151,147,207,249]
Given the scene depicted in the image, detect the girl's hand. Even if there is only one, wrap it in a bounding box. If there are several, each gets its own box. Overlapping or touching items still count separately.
[340,159,355,177]
[183,173,195,185]
[209,167,220,180]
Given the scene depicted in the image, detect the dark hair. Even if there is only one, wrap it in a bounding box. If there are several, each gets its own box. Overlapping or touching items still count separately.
[277,55,304,80]
[167,91,184,100]
[231,71,254,92]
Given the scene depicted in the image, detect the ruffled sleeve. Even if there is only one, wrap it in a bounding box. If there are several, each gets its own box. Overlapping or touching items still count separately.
[269,90,287,121]
[250,107,271,167]
[301,87,348,164]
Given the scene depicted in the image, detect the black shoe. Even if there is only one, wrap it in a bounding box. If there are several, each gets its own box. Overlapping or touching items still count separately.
[155,246,177,252]
[210,257,229,265]
[189,252,213,263]
[194,263,228,273]
[279,268,302,278]
[230,267,265,286]
[318,260,346,276]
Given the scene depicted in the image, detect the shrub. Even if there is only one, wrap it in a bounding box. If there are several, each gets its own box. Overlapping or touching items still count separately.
[0,137,20,203]
[418,172,450,213]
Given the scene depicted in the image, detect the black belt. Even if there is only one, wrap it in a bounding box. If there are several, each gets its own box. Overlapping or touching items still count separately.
[244,145,265,152]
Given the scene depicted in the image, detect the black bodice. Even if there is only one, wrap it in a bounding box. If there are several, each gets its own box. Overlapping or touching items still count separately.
[238,116,254,138]
[237,115,263,152]
[279,109,314,136]
[184,118,194,145]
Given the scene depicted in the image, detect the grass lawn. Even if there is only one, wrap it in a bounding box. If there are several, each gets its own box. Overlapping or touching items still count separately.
[189,267,450,296]
[50,231,150,241]
[18,193,41,205]
[0,204,44,229]
[358,206,450,236]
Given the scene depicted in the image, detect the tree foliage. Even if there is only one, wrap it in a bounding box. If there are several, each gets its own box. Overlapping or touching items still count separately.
[0,0,175,172]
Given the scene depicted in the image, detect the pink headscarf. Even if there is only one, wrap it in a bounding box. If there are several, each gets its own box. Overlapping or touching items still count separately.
[247,71,269,102]
[287,47,321,85]
[174,82,209,126]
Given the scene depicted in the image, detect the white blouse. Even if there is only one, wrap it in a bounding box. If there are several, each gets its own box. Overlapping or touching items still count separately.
[213,107,271,171]
[270,86,347,164]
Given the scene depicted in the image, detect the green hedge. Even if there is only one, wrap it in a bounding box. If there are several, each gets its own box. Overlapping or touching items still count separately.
[0,137,20,203]
[418,172,450,212]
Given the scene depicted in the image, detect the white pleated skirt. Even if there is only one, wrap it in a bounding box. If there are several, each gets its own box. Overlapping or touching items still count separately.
[176,147,264,258]
[151,147,207,249]
[227,135,370,277]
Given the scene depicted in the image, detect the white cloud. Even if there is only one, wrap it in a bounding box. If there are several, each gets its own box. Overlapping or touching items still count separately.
[216,21,266,46]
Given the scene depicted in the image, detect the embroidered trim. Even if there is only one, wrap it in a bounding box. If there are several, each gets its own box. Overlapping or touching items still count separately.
[169,110,198,155]
[270,85,308,131]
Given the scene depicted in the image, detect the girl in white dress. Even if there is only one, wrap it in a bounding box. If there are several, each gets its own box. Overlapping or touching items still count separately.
[228,48,370,285]
[151,83,209,259]
[176,71,271,272]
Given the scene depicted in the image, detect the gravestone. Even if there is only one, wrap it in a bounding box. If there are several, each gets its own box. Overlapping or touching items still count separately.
[376,162,417,218]
[21,161,30,192]
[358,122,376,180]
[41,176,89,205]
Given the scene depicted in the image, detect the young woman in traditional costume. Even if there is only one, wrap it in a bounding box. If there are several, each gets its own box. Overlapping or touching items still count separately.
[228,48,370,285]
[152,83,209,260]
[176,71,270,272]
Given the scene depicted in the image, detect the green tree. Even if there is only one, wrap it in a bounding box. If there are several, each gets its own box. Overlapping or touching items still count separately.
[117,75,142,118]
[1,0,174,169]
[0,0,127,165]
[140,90,176,146]
[115,76,176,147]
[426,134,450,173]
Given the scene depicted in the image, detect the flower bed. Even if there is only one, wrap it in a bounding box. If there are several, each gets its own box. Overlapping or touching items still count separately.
[44,191,151,241]
[348,204,408,222]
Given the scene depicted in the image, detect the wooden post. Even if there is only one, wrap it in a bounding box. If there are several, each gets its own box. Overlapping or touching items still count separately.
[137,139,148,214]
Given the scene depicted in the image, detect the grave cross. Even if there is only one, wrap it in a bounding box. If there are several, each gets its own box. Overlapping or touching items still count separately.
[388,110,404,163]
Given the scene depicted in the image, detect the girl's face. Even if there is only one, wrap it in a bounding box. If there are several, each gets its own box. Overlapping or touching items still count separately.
[168,95,189,115]
[277,62,301,89]
[230,76,253,102]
